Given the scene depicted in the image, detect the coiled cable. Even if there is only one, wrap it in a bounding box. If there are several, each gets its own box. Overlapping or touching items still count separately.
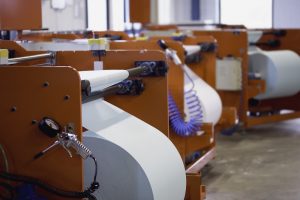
[169,64,204,137]
[157,40,204,137]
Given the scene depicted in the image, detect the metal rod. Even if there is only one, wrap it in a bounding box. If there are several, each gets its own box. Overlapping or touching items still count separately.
[8,53,54,63]
[82,65,150,103]
[82,84,123,104]
[127,65,148,77]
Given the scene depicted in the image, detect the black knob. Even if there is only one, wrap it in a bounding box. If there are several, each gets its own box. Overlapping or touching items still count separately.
[157,40,168,51]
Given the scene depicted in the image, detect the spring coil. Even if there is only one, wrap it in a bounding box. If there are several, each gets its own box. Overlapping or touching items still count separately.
[168,65,204,137]
[73,138,92,157]
[65,134,92,159]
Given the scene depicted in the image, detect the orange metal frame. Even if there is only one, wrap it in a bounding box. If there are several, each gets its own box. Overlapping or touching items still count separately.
[0,40,170,199]
[1,39,214,200]
[193,29,300,128]
[110,39,216,200]
[256,29,300,55]
[18,31,131,42]
[0,66,83,199]
[147,36,238,131]
[0,0,42,30]
[193,30,249,127]
[0,40,169,137]
[55,50,169,136]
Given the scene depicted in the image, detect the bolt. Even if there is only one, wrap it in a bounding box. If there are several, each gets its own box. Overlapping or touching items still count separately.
[64,95,70,100]
[11,106,17,112]
[43,82,50,87]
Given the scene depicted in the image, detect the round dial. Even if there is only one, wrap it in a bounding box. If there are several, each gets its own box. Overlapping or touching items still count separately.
[39,117,61,138]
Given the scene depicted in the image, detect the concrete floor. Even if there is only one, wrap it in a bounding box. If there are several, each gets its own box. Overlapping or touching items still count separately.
[203,119,300,200]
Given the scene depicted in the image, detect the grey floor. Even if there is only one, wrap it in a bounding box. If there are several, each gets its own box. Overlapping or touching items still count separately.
[202,119,300,200]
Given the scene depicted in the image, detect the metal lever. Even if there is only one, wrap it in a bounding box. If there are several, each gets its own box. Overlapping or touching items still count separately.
[58,132,92,159]
[34,140,60,160]
[34,131,92,160]
[157,40,182,65]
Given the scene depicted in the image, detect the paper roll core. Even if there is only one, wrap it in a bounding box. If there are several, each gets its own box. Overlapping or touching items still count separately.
[79,70,129,92]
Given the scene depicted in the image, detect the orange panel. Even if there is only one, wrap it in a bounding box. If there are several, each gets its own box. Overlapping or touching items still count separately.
[0,66,83,199]
[247,111,300,128]
[193,30,249,126]
[110,40,215,160]
[130,0,151,23]
[256,29,300,55]
[0,0,42,30]
[185,173,206,200]
[54,50,170,137]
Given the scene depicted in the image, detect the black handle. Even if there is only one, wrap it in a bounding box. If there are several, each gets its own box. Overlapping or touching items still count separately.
[157,40,168,51]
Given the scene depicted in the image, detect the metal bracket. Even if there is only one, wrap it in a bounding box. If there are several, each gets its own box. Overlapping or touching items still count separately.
[92,50,106,57]
[134,61,168,77]
[117,79,144,96]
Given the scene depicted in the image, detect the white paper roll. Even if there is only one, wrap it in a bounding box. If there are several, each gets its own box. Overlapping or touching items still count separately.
[247,31,264,54]
[183,64,222,125]
[79,70,129,92]
[249,50,300,100]
[82,99,186,200]
[248,31,263,44]
[183,45,201,56]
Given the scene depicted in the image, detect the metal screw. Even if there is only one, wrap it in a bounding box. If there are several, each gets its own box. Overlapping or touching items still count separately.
[11,106,17,112]
[43,82,50,87]
[64,95,70,100]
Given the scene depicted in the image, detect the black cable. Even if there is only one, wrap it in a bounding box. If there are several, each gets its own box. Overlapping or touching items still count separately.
[91,155,98,183]
[0,155,99,200]
[0,182,15,200]
[86,155,100,194]
[0,171,96,199]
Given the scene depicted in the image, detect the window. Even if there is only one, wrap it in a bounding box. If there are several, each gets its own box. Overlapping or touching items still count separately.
[221,0,272,28]
[158,0,173,24]
[87,0,107,30]
[109,0,125,30]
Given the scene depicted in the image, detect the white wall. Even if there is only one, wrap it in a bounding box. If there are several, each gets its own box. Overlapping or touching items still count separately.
[157,0,219,24]
[200,0,219,23]
[109,0,125,30]
[87,0,107,30]
[273,0,300,28]
[42,0,86,31]
[220,0,272,28]
[173,0,191,23]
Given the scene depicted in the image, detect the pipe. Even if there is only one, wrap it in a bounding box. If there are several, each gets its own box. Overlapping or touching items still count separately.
[8,53,54,63]
[82,84,123,104]
[127,65,149,77]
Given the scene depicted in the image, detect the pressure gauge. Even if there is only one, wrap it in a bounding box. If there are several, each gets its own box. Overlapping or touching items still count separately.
[39,117,61,138]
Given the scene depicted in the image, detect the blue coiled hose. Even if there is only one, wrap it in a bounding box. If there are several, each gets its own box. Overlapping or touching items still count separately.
[168,64,204,137]
[156,40,204,136]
